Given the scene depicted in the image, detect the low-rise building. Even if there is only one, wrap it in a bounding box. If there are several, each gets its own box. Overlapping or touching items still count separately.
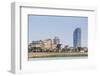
[29,37,60,52]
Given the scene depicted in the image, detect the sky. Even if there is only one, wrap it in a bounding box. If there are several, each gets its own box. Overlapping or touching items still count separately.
[28,15,88,47]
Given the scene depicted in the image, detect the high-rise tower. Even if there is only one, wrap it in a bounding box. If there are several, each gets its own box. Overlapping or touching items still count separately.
[73,28,81,48]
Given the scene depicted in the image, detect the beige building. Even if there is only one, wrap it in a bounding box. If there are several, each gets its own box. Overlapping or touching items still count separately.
[30,37,60,51]
[42,39,52,49]
[31,40,44,48]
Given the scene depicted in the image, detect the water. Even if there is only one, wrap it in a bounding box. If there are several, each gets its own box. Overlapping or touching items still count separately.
[28,56,88,61]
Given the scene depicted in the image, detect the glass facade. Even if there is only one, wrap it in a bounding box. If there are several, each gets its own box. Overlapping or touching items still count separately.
[73,28,81,48]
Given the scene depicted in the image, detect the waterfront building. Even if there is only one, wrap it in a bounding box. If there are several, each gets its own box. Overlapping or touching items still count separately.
[43,39,52,49]
[73,28,81,48]
[29,37,60,52]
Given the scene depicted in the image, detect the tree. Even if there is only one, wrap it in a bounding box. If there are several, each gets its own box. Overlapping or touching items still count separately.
[56,44,62,52]
[77,47,82,52]
[28,47,32,53]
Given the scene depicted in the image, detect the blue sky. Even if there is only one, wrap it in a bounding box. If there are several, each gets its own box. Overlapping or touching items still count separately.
[28,15,88,47]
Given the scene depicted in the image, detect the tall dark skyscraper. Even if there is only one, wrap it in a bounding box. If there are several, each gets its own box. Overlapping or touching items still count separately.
[73,28,81,48]
[53,36,60,45]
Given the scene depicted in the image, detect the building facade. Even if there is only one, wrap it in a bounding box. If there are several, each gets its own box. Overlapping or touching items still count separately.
[73,28,81,48]
[43,39,52,49]
[29,37,60,52]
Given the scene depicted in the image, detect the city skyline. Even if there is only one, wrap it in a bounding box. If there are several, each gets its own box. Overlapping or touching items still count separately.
[28,15,88,47]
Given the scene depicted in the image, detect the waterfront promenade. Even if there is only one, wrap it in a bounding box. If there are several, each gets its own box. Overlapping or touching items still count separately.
[28,52,88,58]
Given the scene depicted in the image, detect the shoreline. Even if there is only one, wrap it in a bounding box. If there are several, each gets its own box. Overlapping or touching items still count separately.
[28,52,88,58]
